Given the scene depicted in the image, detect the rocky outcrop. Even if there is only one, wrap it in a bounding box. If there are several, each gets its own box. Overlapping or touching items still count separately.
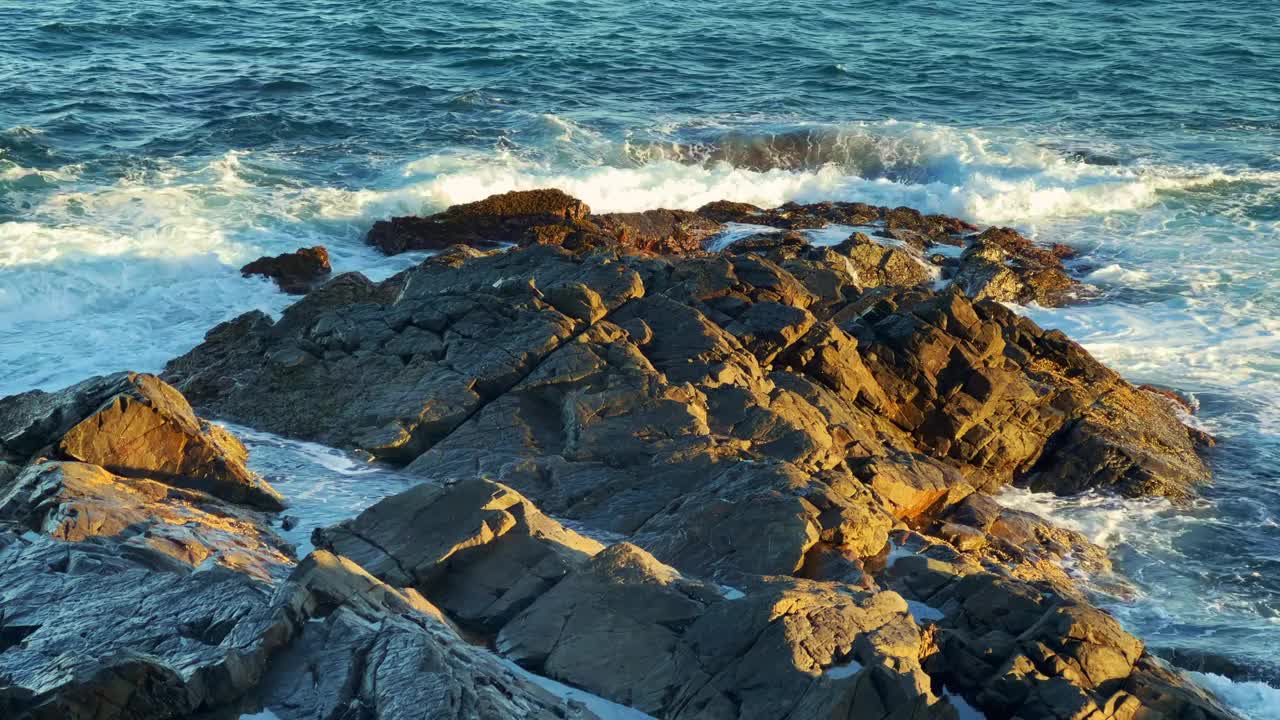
[0,372,284,510]
[260,550,610,720]
[0,532,610,720]
[367,189,721,256]
[240,245,332,295]
[880,530,1236,720]
[6,188,1222,720]
[499,542,953,720]
[313,479,961,720]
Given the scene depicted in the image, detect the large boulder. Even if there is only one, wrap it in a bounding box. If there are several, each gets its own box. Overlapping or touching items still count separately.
[240,245,332,295]
[367,189,592,254]
[0,372,284,510]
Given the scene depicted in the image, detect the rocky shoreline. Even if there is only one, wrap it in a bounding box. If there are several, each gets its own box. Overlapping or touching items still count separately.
[0,190,1241,719]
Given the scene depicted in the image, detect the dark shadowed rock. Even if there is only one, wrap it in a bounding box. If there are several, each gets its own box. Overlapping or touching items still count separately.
[240,245,332,295]
[260,550,607,720]
[367,189,591,254]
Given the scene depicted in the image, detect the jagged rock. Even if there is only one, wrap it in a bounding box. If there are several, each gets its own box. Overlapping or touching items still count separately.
[150,194,1236,719]
[0,372,284,511]
[952,227,1078,306]
[165,244,644,461]
[498,542,958,720]
[260,551,606,720]
[845,289,1210,500]
[314,479,603,631]
[836,232,933,289]
[0,534,291,720]
[239,245,332,295]
[0,461,292,580]
[878,531,1240,720]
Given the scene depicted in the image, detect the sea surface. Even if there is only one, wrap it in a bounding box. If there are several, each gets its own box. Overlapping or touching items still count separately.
[1,1,1278,716]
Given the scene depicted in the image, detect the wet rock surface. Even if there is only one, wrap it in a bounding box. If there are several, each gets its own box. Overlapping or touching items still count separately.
[367,188,721,256]
[240,245,332,295]
[1,190,1243,719]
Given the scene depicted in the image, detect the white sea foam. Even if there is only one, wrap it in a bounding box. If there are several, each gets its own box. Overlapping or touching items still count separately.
[1084,263,1152,285]
[1187,672,1280,720]
[906,600,945,623]
[298,146,1258,229]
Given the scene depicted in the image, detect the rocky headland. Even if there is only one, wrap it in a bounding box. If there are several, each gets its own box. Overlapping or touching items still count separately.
[0,190,1239,720]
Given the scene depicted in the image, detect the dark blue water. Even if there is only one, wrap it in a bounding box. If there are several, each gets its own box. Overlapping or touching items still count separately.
[2,2,1278,716]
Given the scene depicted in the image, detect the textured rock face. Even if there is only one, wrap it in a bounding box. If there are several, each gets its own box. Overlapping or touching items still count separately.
[240,245,332,295]
[0,533,291,720]
[497,542,952,720]
[951,226,1078,306]
[0,461,293,580]
[0,372,284,510]
[165,245,643,462]
[880,530,1234,720]
[260,551,608,720]
[317,480,961,720]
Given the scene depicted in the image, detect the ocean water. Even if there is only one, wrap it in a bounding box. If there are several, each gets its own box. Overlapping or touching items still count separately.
[1,1,1278,715]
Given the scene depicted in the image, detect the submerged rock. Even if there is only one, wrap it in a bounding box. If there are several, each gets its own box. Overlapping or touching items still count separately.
[240,245,332,295]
